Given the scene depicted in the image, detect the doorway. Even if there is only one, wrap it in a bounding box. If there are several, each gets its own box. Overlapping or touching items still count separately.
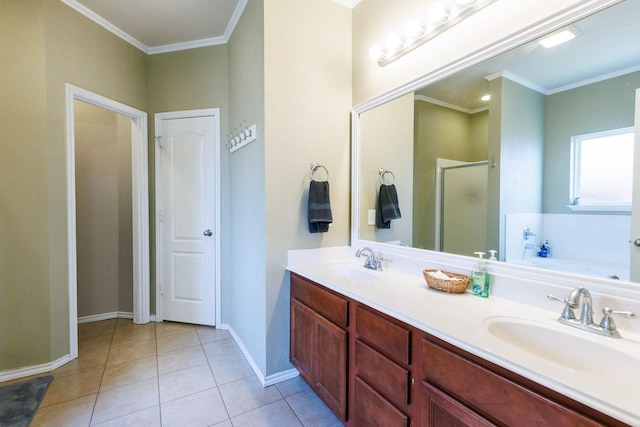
[74,101,133,320]
[154,109,221,326]
[65,84,150,361]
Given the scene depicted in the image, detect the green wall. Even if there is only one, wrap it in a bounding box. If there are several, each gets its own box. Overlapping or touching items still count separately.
[544,71,640,213]
[413,101,488,249]
[0,0,149,371]
[147,45,230,314]
[0,0,51,370]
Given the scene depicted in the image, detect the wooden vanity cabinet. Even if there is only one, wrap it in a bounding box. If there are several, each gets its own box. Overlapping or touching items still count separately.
[290,273,348,421]
[290,273,629,427]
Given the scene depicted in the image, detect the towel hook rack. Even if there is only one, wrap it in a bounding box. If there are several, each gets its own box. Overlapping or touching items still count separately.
[310,163,329,181]
[379,168,395,185]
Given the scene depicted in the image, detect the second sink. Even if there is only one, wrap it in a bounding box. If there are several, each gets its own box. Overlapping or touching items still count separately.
[484,317,639,379]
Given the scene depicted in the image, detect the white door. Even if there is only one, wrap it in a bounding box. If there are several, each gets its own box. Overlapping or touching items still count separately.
[631,89,640,282]
[158,114,216,325]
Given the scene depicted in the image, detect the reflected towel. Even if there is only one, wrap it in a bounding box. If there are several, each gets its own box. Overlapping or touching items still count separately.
[308,180,333,233]
[376,184,401,229]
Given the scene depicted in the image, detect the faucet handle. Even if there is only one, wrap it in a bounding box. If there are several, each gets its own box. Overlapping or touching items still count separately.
[547,294,576,320]
[599,307,636,334]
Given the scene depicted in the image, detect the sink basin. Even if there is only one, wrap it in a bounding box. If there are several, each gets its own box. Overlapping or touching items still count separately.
[326,264,379,281]
[485,317,639,378]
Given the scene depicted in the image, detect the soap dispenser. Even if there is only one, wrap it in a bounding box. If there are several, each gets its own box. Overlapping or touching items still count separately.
[539,241,548,258]
[488,250,498,261]
[471,252,490,298]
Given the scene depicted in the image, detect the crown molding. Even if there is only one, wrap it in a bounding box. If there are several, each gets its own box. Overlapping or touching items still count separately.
[59,0,247,54]
[60,0,148,52]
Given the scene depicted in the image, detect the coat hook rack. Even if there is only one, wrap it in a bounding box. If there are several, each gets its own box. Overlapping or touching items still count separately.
[226,120,257,152]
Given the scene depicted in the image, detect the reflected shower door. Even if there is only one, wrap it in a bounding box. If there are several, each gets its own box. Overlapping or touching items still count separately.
[442,163,488,256]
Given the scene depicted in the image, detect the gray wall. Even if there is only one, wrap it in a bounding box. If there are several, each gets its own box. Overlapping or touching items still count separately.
[226,0,268,374]
[490,77,546,256]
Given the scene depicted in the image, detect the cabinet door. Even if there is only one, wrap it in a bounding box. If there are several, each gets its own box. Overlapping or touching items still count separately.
[314,313,348,421]
[421,381,495,427]
[290,299,315,383]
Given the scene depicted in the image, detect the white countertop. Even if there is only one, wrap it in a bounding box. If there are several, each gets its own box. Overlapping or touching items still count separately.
[287,246,640,426]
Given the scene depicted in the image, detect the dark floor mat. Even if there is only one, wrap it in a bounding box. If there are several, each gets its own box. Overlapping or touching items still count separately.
[0,376,52,427]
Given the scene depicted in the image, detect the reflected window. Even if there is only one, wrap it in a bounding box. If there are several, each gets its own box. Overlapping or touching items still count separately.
[570,127,634,210]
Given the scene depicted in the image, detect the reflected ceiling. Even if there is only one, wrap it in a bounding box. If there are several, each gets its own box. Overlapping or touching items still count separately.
[418,1,640,111]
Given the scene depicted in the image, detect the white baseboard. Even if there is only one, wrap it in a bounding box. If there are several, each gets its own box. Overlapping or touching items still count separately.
[264,368,300,386]
[0,354,71,383]
[77,311,133,324]
[219,323,298,387]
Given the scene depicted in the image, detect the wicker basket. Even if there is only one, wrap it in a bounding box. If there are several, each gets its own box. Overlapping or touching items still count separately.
[423,269,470,294]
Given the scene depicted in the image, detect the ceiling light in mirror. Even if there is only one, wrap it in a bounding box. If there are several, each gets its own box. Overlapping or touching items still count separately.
[538,26,580,48]
[480,94,491,101]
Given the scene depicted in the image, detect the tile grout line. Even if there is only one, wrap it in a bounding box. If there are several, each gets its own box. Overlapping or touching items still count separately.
[200,327,233,425]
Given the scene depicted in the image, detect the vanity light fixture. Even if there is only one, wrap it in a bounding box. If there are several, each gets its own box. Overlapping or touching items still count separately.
[538,26,580,48]
[369,0,497,66]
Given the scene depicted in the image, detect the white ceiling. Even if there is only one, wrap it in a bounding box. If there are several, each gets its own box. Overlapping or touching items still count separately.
[60,0,360,55]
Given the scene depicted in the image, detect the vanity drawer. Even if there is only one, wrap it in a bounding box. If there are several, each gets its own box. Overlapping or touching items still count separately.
[356,305,411,365]
[421,336,605,427]
[353,376,409,427]
[290,273,348,328]
[355,339,410,407]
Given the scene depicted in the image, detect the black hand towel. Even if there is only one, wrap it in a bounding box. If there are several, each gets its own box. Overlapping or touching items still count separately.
[308,180,333,233]
[376,184,401,229]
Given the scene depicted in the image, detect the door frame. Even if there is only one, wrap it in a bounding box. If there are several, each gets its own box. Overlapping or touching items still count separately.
[154,109,221,326]
[65,84,150,360]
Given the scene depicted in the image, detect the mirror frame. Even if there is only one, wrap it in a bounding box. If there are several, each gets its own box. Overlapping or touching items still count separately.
[350,0,636,286]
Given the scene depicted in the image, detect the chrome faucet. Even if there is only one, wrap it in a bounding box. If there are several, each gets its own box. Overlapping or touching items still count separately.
[355,247,383,271]
[548,287,636,338]
[568,287,594,324]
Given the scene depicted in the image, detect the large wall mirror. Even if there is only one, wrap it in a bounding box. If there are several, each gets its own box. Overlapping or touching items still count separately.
[353,0,640,284]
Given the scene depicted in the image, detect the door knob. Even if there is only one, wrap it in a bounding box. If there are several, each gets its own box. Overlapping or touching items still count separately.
[203,229,213,237]
[634,238,640,247]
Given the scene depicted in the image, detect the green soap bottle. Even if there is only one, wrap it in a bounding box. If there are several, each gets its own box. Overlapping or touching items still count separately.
[471,252,490,298]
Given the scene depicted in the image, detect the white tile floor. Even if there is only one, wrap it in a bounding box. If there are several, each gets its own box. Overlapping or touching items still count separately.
[6,318,341,426]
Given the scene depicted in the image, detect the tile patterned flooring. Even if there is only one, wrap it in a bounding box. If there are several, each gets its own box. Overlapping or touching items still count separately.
[5,319,341,426]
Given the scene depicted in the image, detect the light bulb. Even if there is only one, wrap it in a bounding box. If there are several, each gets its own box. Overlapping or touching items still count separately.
[404,19,423,41]
[368,45,383,61]
[385,33,402,52]
[428,2,447,23]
